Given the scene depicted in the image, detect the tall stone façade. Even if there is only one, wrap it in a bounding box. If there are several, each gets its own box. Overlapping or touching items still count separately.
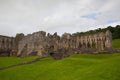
[0,30,112,57]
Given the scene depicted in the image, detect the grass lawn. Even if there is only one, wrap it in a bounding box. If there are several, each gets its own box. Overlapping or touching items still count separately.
[0,54,120,80]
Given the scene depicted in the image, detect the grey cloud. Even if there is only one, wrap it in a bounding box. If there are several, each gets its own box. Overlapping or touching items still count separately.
[0,0,120,36]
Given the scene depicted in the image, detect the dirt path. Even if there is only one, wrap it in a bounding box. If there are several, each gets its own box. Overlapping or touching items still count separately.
[0,57,41,70]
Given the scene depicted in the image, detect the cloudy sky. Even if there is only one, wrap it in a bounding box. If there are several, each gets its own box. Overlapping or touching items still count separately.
[0,0,120,36]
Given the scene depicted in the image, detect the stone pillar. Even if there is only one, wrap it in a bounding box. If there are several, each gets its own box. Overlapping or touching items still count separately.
[90,39,93,48]
[84,36,88,48]
[11,39,15,49]
[100,40,104,50]
[105,30,112,48]
[0,39,2,48]
[6,38,9,49]
[80,37,83,48]
[105,38,112,48]
[75,36,79,48]
[95,39,97,48]
[8,39,11,49]
[2,39,5,48]
[10,39,13,49]
[97,39,101,50]
[4,38,7,48]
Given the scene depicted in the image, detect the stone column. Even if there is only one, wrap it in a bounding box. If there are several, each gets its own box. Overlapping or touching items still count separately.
[6,39,9,49]
[97,39,101,50]
[0,39,2,48]
[8,39,12,49]
[90,39,93,48]
[94,38,97,49]
[100,40,104,50]
[105,38,112,48]
[105,30,112,48]
[4,38,6,48]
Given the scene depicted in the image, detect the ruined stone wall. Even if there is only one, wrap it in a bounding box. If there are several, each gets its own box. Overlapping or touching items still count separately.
[0,35,14,56]
[0,36,14,50]
[75,30,112,50]
[17,31,47,57]
[0,30,112,57]
[16,30,112,57]
[0,33,24,56]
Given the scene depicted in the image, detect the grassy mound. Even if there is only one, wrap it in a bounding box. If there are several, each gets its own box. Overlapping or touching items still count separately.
[0,54,120,80]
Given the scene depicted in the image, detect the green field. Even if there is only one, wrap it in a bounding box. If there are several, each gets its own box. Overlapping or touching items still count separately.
[0,39,120,80]
[0,54,120,80]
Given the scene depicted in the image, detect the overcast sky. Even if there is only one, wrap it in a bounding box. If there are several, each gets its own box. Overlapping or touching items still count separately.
[0,0,120,36]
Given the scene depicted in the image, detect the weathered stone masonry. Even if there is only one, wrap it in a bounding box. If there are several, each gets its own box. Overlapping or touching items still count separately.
[0,33,24,56]
[0,30,112,57]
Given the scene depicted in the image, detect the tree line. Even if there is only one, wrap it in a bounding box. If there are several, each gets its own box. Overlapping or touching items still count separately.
[74,25,120,39]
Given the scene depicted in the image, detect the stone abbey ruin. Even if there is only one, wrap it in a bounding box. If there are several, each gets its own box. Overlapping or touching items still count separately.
[0,30,114,59]
[0,30,113,58]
